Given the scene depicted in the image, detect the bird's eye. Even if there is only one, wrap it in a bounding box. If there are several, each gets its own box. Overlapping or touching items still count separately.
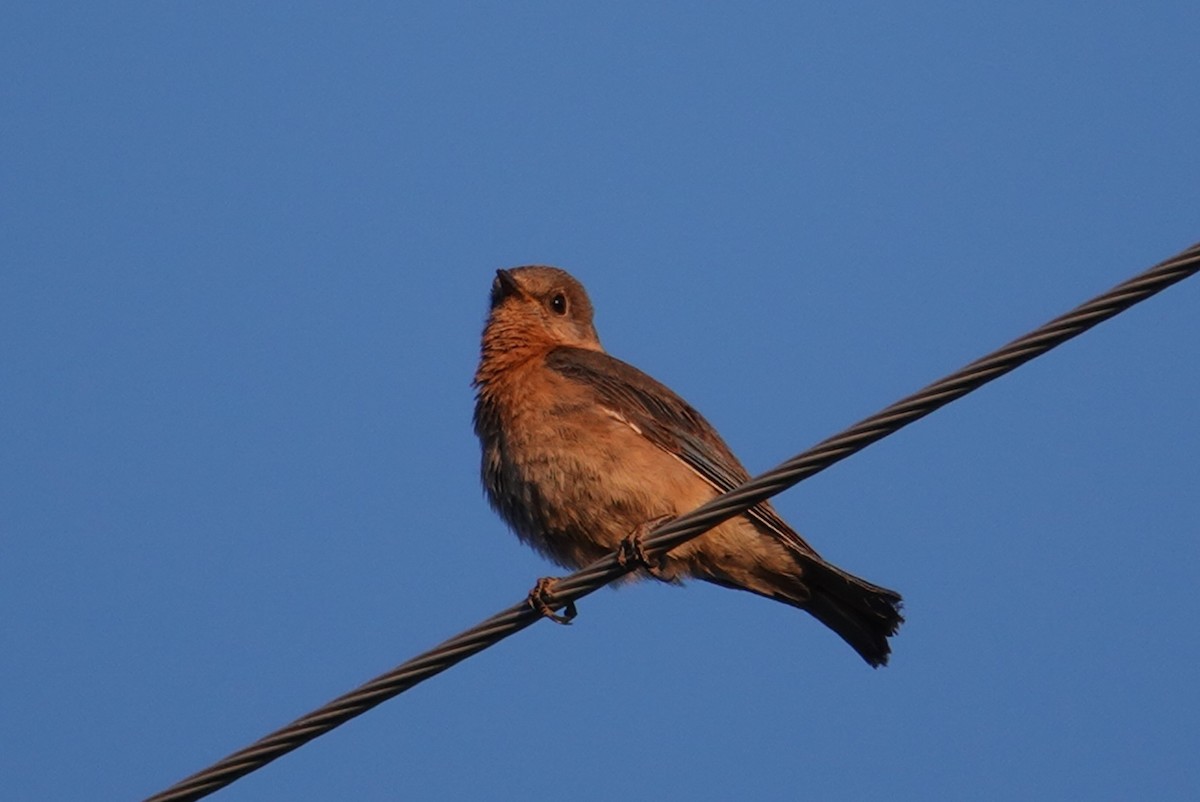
[549,293,568,315]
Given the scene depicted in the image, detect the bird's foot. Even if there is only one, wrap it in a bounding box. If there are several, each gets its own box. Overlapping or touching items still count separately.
[616,515,674,579]
[526,576,577,625]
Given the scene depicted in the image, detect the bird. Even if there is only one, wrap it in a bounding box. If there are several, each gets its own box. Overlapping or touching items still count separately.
[472,266,903,667]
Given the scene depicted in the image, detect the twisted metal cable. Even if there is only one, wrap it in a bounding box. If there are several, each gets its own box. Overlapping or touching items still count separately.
[145,240,1200,802]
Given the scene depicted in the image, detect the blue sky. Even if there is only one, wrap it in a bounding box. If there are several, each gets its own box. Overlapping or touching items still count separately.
[3,4,1199,801]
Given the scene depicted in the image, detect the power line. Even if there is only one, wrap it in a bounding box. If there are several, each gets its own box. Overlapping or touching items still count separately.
[144,240,1200,802]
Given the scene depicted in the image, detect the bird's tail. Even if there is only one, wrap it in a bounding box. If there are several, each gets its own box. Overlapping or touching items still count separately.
[800,558,903,668]
[704,554,903,667]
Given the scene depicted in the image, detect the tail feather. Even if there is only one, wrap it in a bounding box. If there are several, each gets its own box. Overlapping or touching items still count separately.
[802,559,903,667]
[703,557,904,666]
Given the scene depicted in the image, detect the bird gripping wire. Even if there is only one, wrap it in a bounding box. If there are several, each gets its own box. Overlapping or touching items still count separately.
[145,240,1200,802]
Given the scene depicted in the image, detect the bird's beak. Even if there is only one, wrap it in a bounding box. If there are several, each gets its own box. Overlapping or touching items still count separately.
[491,269,522,307]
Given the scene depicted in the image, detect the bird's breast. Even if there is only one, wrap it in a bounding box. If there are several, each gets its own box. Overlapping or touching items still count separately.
[474,368,714,568]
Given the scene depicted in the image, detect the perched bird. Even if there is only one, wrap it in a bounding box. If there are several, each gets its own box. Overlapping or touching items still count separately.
[473,266,903,666]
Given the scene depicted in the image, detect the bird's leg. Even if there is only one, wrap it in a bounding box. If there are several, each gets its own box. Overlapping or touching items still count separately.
[526,576,577,624]
[616,514,675,580]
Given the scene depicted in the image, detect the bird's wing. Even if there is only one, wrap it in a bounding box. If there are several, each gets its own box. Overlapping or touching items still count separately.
[545,347,819,557]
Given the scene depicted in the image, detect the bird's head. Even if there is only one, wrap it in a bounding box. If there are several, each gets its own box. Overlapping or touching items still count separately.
[483,266,603,353]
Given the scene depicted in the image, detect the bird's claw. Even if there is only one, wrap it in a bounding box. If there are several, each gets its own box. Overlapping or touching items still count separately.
[616,515,673,578]
[527,576,577,625]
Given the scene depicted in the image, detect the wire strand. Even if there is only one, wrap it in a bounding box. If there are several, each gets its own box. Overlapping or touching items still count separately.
[144,240,1200,802]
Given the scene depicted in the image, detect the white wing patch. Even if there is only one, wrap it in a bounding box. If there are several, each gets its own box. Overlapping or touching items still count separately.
[600,404,644,436]
[599,403,728,493]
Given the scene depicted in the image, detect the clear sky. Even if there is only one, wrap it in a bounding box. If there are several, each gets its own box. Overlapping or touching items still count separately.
[3,4,1199,801]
